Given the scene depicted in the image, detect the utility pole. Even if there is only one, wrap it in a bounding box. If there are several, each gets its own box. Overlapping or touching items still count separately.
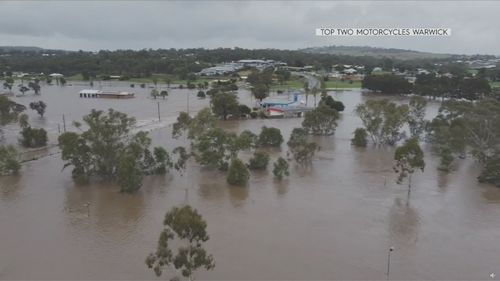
[84,202,91,217]
[157,102,161,122]
[386,246,395,280]
[62,114,66,132]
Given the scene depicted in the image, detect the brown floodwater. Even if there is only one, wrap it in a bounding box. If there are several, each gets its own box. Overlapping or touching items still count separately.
[1,82,500,280]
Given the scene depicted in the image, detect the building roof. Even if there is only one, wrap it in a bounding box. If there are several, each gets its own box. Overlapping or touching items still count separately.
[79,89,101,94]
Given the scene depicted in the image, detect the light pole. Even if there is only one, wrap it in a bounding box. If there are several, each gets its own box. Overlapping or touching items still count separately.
[84,202,91,217]
[386,246,395,280]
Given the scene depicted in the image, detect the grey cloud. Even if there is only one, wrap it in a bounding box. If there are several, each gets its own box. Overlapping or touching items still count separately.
[0,1,498,55]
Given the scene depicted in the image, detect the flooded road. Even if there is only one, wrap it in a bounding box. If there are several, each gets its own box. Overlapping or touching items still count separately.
[1,82,500,280]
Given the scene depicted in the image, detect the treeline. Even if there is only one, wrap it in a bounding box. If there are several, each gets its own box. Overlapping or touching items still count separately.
[0,47,458,79]
[362,74,492,100]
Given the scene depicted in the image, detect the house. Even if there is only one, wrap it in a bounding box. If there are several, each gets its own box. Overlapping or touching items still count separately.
[79,89,134,99]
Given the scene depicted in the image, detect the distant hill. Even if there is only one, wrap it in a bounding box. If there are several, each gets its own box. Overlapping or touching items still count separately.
[0,46,70,53]
[300,45,457,60]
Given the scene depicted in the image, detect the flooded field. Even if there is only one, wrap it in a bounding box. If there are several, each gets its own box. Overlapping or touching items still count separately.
[1,82,500,280]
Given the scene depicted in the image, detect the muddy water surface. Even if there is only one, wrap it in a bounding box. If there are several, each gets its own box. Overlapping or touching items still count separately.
[1,83,500,280]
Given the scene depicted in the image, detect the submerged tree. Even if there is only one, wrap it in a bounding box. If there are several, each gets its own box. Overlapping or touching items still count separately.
[247,151,270,170]
[211,92,239,120]
[257,126,283,147]
[226,158,250,185]
[426,99,500,184]
[302,105,339,136]
[355,99,409,146]
[351,128,368,147]
[318,93,345,112]
[29,101,47,117]
[0,96,26,126]
[287,128,318,166]
[0,145,20,175]
[58,109,171,192]
[408,96,427,140]
[146,205,215,280]
[272,157,290,180]
[394,138,425,195]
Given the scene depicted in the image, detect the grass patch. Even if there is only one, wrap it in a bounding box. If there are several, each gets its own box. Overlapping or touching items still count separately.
[324,80,362,89]
[490,81,500,89]
[270,75,306,90]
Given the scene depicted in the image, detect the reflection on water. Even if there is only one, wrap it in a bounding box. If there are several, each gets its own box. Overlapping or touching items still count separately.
[388,197,421,246]
[2,86,500,279]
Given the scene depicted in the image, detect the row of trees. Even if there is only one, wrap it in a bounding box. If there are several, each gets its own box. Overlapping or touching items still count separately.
[57,109,189,192]
[172,108,290,185]
[353,95,500,188]
[362,74,492,100]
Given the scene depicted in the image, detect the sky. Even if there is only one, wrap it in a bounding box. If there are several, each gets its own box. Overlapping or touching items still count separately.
[0,1,499,55]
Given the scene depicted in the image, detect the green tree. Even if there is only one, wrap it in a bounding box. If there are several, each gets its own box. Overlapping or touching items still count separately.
[151,88,159,99]
[19,85,29,95]
[426,99,500,180]
[28,81,41,94]
[0,96,26,126]
[287,128,318,166]
[192,128,235,170]
[302,105,339,135]
[273,157,290,180]
[0,145,20,175]
[117,154,143,193]
[58,109,169,191]
[29,101,47,117]
[172,108,217,140]
[226,158,250,185]
[408,96,427,140]
[318,93,345,112]
[257,126,283,147]
[160,90,168,99]
[351,128,368,147]
[146,205,215,280]
[19,126,48,148]
[3,77,14,90]
[355,99,409,146]
[211,92,239,120]
[247,151,270,170]
[251,83,269,102]
[394,138,425,193]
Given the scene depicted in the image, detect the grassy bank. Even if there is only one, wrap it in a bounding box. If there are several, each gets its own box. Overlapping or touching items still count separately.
[270,75,306,90]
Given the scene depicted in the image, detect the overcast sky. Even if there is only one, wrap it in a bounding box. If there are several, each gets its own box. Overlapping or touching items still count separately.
[0,1,499,55]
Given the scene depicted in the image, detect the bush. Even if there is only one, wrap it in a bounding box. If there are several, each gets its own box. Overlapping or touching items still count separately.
[247,151,270,170]
[273,157,289,180]
[197,90,206,98]
[19,127,48,148]
[258,126,283,147]
[351,128,368,147]
[0,145,20,175]
[319,95,345,112]
[226,158,250,185]
[250,112,258,119]
[238,104,251,117]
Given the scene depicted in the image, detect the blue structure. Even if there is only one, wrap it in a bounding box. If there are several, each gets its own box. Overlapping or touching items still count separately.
[260,91,301,108]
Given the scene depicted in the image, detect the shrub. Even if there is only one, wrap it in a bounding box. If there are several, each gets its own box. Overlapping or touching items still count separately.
[351,128,368,147]
[226,158,250,185]
[0,145,20,175]
[247,151,270,170]
[19,127,48,148]
[258,126,283,147]
[238,104,251,117]
[197,90,206,98]
[273,157,289,180]
[250,112,258,119]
